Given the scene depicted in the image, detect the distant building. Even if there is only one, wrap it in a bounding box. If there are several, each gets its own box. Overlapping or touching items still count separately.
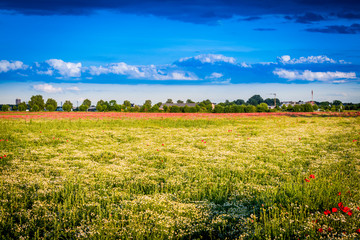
[16,99,21,105]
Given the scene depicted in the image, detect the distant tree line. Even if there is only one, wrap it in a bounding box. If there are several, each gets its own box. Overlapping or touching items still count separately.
[2,94,359,113]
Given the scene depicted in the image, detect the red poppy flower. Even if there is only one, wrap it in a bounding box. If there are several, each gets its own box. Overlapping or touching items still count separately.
[338,202,344,208]
[342,206,350,213]
[347,210,352,216]
[305,178,310,182]
[357,207,360,211]
[356,229,360,233]
[328,228,331,232]
[324,210,331,215]
[299,138,301,140]
[353,139,357,142]
[157,149,159,151]
[338,192,341,196]
[3,155,6,157]
[309,174,315,179]
[318,228,323,233]
[332,208,337,213]
[162,144,164,146]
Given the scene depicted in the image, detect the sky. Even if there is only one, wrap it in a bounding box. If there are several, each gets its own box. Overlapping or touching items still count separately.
[0,0,360,105]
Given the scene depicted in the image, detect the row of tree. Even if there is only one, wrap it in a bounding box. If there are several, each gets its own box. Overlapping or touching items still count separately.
[2,94,358,113]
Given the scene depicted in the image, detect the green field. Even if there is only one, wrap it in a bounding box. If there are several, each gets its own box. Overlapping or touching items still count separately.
[0,115,359,239]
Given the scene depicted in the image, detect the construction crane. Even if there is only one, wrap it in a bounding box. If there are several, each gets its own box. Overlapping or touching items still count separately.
[269,93,277,107]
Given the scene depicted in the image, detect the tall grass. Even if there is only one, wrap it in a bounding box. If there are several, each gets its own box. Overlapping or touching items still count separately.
[0,115,359,239]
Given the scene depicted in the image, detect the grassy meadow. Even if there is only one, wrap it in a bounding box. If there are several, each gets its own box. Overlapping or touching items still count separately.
[0,113,359,239]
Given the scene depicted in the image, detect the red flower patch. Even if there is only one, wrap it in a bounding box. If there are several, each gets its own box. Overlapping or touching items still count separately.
[305,178,310,182]
[309,174,315,179]
[318,228,323,233]
[332,208,337,213]
[324,210,331,215]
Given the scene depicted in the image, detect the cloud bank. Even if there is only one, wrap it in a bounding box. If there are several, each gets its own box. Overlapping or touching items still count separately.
[1,54,358,84]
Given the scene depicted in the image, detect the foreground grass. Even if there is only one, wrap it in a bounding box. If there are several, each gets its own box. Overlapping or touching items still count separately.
[0,115,359,239]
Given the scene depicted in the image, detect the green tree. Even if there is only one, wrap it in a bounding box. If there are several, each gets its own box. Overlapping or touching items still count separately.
[150,105,159,112]
[312,104,319,111]
[303,103,313,112]
[245,105,256,113]
[264,98,280,106]
[46,105,55,111]
[233,99,245,105]
[45,98,57,111]
[109,100,117,111]
[247,95,264,106]
[96,105,103,112]
[18,102,27,111]
[186,99,194,103]
[32,104,39,112]
[256,103,269,112]
[29,95,45,111]
[79,104,88,111]
[177,100,184,104]
[170,105,180,113]
[332,100,342,106]
[62,100,73,112]
[214,105,224,113]
[1,105,10,111]
[82,99,91,107]
[12,105,17,111]
[166,99,173,104]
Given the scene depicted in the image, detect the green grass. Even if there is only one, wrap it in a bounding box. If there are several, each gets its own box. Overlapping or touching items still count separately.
[0,116,359,239]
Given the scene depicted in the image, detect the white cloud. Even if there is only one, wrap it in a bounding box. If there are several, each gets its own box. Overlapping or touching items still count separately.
[206,72,224,79]
[33,84,63,93]
[240,62,252,68]
[273,68,356,82]
[88,62,199,80]
[0,60,28,73]
[277,55,347,64]
[37,69,53,76]
[179,54,236,64]
[67,86,80,91]
[46,59,82,77]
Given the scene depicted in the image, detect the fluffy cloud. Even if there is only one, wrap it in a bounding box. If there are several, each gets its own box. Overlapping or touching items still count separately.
[277,55,342,64]
[206,72,224,79]
[273,68,357,82]
[46,59,82,77]
[179,54,236,64]
[0,60,27,73]
[89,62,198,80]
[33,84,63,93]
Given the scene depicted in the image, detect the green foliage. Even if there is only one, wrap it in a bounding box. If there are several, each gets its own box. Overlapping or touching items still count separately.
[170,105,180,112]
[31,104,39,112]
[247,94,264,106]
[166,99,173,104]
[79,104,89,111]
[82,99,91,107]
[177,100,184,103]
[186,99,195,103]
[1,105,10,111]
[256,103,269,112]
[29,95,44,111]
[45,98,57,111]
[18,102,27,111]
[264,98,280,106]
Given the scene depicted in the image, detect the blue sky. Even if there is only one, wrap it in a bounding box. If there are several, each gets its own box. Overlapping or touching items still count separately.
[0,0,360,104]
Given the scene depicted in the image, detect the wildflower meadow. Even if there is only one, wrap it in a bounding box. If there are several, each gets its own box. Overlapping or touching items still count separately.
[0,112,359,239]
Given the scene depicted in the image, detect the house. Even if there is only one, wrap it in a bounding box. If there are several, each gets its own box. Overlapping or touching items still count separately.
[87,105,97,112]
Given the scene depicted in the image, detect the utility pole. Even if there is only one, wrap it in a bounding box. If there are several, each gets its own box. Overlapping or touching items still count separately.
[270,93,277,107]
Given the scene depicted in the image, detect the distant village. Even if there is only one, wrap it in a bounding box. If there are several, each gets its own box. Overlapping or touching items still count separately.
[1,93,359,113]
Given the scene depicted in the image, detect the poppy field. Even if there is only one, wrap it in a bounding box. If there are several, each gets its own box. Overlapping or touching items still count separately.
[0,112,359,239]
